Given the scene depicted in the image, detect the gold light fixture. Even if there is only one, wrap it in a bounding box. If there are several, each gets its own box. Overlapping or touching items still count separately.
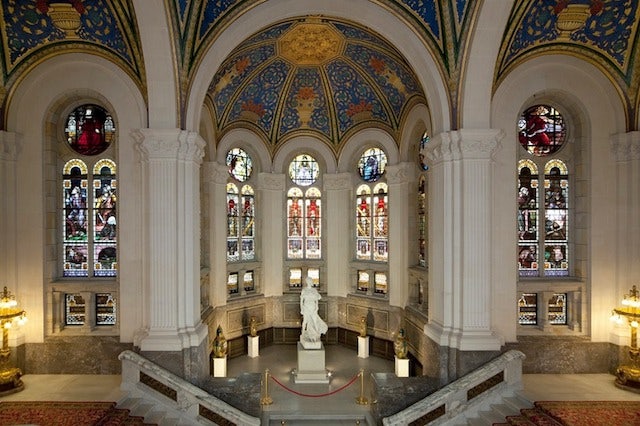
[0,286,27,395]
[610,285,640,389]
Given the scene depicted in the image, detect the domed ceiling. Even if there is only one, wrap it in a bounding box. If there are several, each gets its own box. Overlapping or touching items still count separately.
[207,17,426,149]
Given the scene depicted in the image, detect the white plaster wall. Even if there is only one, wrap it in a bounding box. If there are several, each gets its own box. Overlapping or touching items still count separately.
[6,53,147,343]
[492,54,625,343]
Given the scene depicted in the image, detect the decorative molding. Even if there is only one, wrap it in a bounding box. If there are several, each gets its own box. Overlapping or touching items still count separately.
[0,131,20,161]
[323,172,351,190]
[385,162,413,184]
[201,162,229,184]
[426,129,503,164]
[258,172,285,191]
[610,131,640,162]
[134,129,205,162]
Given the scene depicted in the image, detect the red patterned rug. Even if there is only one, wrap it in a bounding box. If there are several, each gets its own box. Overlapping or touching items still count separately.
[497,401,640,426]
[0,401,154,426]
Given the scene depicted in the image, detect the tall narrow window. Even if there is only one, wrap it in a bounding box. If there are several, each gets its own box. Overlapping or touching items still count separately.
[517,159,539,277]
[355,148,388,262]
[418,176,427,267]
[544,160,569,277]
[63,159,117,277]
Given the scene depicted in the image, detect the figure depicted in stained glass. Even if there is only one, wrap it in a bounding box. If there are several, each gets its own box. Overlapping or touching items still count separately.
[357,197,370,237]
[518,245,537,269]
[227,198,237,236]
[289,197,301,236]
[307,198,318,236]
[375,189,387,237]
[242,196,253,236]
[519,105,551,154]
[95,184,116,236]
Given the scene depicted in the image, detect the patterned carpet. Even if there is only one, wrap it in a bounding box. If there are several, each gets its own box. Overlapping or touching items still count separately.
[0,401,154,426]
[495,401,640,426]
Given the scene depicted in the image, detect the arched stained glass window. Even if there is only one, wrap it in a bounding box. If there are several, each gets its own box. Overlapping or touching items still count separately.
[358,147,387,182]
[226,183,240,261]
[544,160,569,277]
[418,175,427,267]
[517,159,539,277]
[289,154,319,186]
[65,104,115,156]
[355,182,388,262]
[226,148,253,182]
[419,131,429,171]
[287,187,322,259]
[63,158,117,277]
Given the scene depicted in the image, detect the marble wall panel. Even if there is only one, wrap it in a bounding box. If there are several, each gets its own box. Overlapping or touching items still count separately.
[227,303,266,334]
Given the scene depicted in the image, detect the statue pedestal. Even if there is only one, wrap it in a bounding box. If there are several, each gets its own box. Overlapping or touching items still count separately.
[212,356,227,377]
[395,356,409,377]
[248,335,259,358]
[357,336,369,358]
[294,342,329,383]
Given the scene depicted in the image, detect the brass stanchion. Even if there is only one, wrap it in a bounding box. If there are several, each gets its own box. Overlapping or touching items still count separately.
[260,368,273,405]
[355,369,368,405]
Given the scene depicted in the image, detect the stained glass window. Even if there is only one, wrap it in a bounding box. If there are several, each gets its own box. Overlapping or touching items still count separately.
[549,293,567,325]
[518,105,566,156]
[287,186,322,259]
[288,154,319,186]
[418,175,427,267]
[419,131,429,171]
[65,104,115,156]
[358,148,387,182]
[227,272,239,294]
[518,160,539,277]
[374,272,388,295]
[243,271,254,292]
[518,293,537,325]
[96,293,116,326]
[544,160,569,277]
[356,182,388,262]
[357,271,369,292]
[226,148,253,182]
[63,159,117,277]
[65,294,85,325]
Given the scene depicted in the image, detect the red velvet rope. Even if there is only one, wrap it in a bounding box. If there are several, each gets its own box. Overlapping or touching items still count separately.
[270,372,360,397]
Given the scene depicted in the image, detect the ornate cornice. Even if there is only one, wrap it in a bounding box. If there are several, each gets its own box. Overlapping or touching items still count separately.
[611,131,640,162]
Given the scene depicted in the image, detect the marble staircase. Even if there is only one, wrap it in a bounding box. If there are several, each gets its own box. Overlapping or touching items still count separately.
[463,393,533,426]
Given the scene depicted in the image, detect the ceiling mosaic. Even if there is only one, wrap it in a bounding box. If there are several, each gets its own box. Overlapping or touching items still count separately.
[168,0,477,127]
[209,17,426,149]
[496,0,640,125]
[0,0,145,100]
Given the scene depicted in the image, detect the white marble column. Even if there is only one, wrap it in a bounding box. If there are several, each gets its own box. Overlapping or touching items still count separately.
[609,132,640,345]
[424,129,503,351]
[134,129,208,353]
[324,173,352,297]
[258,173,285,297]
[386,163,413,308]
[202,161,230,307]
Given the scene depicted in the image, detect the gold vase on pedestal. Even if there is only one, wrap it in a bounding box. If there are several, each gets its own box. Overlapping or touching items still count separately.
[48,3,82,39]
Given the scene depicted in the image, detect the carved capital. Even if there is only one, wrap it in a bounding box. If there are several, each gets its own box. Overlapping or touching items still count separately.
[258,172,285,190]
[201,162,229,184]
[385,162,413,184]
[134,129,205,162]
[611,132,640,162]
[323,173,351,190]
[426,129,503,164]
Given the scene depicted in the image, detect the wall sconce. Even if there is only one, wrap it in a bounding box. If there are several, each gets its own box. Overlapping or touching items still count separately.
[0,286,27,395]
[610,285,640,389]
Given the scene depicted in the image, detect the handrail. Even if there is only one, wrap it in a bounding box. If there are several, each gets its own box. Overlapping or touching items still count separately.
[119,350,260,425]
[383,349,526,425]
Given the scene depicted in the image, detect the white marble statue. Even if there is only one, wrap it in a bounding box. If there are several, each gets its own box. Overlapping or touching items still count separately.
[300,277,328,348]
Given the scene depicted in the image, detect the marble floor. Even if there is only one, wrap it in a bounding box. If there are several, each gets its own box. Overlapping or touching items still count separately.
[1,345,640,422]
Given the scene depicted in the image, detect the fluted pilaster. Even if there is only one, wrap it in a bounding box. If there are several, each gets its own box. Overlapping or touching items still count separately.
[425,129,503,351]
[133,129,207,352]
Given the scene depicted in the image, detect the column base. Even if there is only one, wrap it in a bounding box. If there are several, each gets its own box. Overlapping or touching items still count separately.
[248,335,259,358]
[357,336,369,358]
